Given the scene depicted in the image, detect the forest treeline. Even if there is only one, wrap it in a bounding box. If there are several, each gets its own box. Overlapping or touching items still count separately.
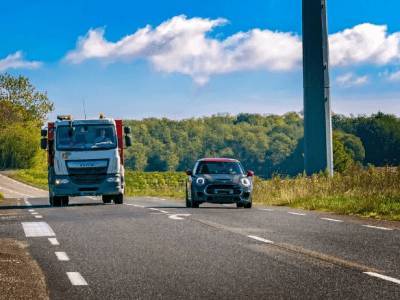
[125,112,400,177]
[1,73,399,176]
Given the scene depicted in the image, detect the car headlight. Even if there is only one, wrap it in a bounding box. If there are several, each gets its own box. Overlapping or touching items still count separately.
[240,178,251,187]
[55,179,69,185]
[196,177,205,186]
[106,177,120,183]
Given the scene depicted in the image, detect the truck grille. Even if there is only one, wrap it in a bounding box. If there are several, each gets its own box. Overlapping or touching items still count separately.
[205,184,242,195]
[67,166,108,185]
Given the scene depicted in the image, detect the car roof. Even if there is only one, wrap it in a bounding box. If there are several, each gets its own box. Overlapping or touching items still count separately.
[198,158,239,163]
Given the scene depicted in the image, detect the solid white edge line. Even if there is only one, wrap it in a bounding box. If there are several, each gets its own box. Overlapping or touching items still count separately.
[247,235,274,244]
[288,212,306,216]
[259,208,274,211]
[321,217,343,223]
[55,251,70,261]
[364,272,400,285]
[362,225,393,231]
[124,203,145,208]
[149,208,168,214]
[66,272,88,286]
[48,238,60,246]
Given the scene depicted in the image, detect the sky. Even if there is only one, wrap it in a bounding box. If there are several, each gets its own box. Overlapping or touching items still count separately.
[1,0,400,120]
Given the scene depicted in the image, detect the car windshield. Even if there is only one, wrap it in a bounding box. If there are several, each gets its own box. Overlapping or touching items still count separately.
[196,161,244,175]
[56,124,117,151]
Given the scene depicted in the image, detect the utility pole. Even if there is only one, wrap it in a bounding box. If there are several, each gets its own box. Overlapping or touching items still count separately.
[302,0,333,176]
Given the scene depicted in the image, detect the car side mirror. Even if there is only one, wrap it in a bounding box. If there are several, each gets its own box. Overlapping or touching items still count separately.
[186,170,193,176]
[124,126,131,134]
[41,129,48,137]
[40,138,48,150]
[124,135,132,147]
[247,170,254,177]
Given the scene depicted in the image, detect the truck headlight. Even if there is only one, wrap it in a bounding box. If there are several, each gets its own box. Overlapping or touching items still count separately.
[106,177,120,183]
[55,179,69,185]
[196,177,205,186]
[240,178,251,187]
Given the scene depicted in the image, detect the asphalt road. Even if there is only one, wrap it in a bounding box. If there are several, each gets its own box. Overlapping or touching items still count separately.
[1,174,400,299]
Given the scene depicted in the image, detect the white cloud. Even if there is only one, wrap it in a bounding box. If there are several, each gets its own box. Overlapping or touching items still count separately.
[385,70,400,81]
[65,15,302,84]
[336,73,369,87]
[0,51,42,72]
[65,17,400,84]
[330,23,400,66]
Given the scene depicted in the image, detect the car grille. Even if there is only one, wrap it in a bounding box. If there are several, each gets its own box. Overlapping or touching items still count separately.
[205,184,242,195]
[68,167,108,185]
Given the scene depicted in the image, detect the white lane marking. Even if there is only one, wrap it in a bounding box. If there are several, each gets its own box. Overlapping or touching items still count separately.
[247,235,274,244]
[259,208,274,212]
[28,209,35,212]
[22,222,55,237]
[31,212,39,215]
[48,238,60,246]
[66,272,88,286]
[124,203,145,208]
[149,208,168,214]
[288,212,306,216]
[24,198,32,206]
[364,272,400,285]
[362,225,393,231]
[321,217,343,223]
[168,214,191,220]
[0,186,30,197]
[34,215,43,219]
[55,252,70,261]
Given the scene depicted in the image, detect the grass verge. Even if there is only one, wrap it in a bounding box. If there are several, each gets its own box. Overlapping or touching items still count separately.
[10,166,400,221]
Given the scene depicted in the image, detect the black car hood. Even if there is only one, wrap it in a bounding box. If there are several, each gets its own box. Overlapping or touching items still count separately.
[202,174,242,184]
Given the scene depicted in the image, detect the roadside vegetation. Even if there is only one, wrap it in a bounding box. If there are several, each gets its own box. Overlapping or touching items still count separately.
[0,192,3,200]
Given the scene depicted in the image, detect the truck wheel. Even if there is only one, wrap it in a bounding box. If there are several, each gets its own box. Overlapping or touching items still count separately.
[102,195,112,204]
[192,200,200,208]
[236,202,244,208]
[49,195,53,206]
[114,193,123,204]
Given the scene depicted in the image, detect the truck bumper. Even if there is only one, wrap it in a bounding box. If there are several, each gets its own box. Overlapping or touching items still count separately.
[50,174,123,197]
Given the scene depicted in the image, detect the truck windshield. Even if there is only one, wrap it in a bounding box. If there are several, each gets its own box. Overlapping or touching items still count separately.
[196,162,244,175]
[56,124,117,151]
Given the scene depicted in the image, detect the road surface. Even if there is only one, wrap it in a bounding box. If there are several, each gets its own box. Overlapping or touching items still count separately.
[1,174,399,299]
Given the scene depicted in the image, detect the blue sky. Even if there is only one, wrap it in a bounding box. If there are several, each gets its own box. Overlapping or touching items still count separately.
[1,0,399,119]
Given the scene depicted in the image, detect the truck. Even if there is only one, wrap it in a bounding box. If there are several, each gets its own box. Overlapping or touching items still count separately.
[40,115,132,206]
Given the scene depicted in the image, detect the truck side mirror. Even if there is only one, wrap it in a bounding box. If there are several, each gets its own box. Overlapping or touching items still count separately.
[41,129,48,137]
[40,138,48,150]
[124,126,131,134]
[124,135,132,147]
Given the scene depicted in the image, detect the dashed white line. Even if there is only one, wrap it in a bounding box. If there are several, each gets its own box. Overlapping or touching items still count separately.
[364,272,400,285]
[34,215,43,219]
[149,208,168,214]
[22,222,55,237]
[55,252,70,261]
[362,225,393,231]
[66,272,88,286]
[321,217,344,223]
[28,209,35,212]
[168,214,191,220]
[48,238,60,246]
[247,235,274,244]
[31,212,39,215]
[288,212,306,216]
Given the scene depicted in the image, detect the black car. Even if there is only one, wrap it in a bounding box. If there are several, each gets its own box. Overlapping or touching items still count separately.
[186,158,254,208]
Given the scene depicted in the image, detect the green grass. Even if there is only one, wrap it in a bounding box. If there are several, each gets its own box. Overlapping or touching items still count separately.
[10,165,400,221]
[0,192,3,201]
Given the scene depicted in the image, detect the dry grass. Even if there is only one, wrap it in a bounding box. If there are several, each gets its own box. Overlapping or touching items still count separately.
[253,165,400,220]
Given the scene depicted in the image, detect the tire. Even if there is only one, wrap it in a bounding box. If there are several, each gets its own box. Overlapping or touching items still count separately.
[236,202,244,208]
[49,194,54,206]
[52,196,62,207]
[192,200,200,208]
[244,201,252,209]
[114,193,124,204]
[62,196,69,206]
[102,195,112,204]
